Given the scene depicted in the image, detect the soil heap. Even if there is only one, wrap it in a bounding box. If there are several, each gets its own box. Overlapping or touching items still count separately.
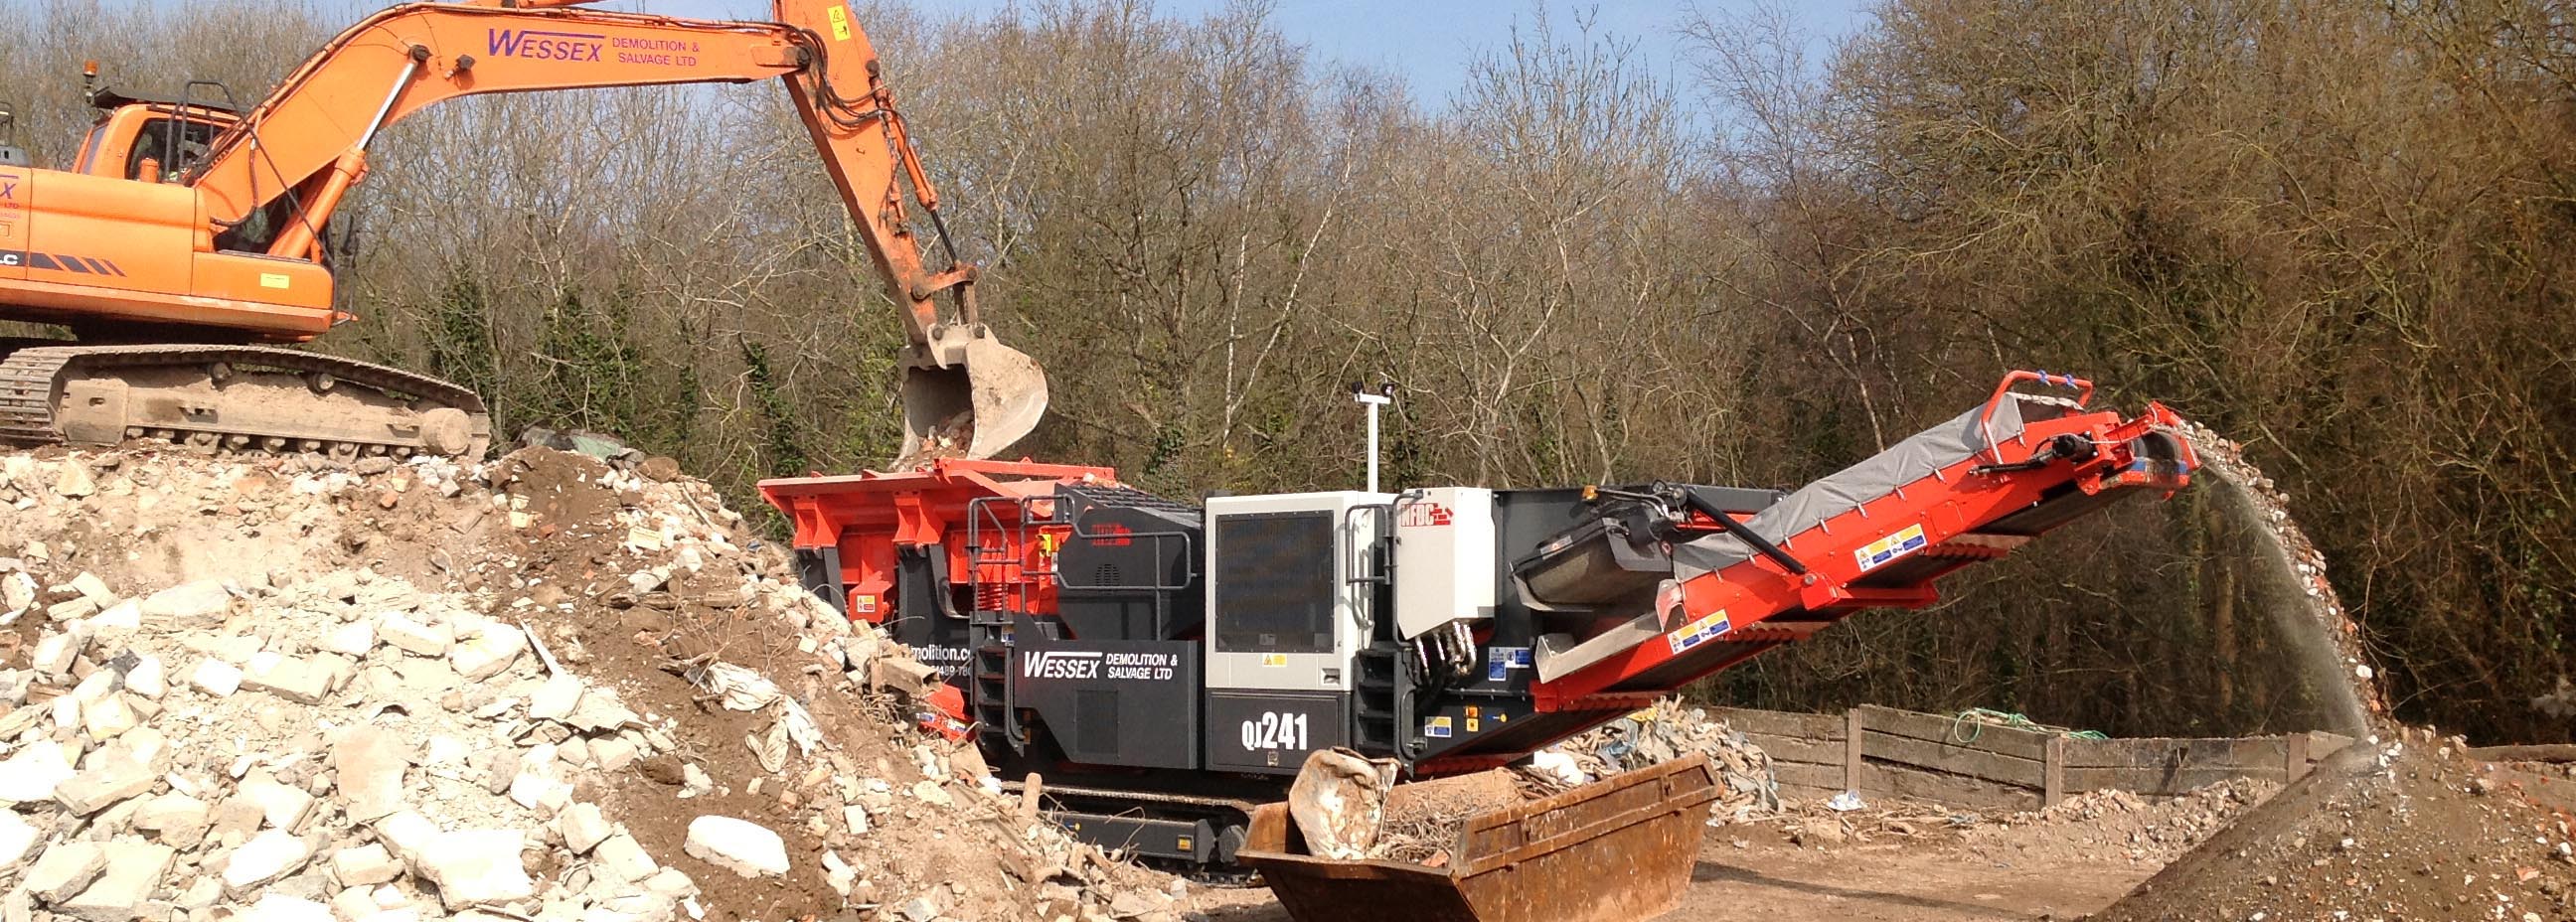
[2092,728,2576,921]
[0,445,1179,922]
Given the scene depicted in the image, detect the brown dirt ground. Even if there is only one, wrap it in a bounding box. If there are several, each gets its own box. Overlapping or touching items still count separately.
[1178,788,2256,922]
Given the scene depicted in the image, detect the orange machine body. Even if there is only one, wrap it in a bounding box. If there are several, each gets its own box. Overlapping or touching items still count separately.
[0,1,966,351]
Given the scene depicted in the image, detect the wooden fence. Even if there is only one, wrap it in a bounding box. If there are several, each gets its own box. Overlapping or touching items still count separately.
[1719,704,2354,811]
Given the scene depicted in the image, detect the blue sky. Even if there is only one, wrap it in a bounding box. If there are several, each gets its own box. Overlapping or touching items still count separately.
[608,0,1875,104]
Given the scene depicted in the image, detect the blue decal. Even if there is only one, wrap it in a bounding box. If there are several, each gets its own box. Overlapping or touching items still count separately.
[487,29,607,62]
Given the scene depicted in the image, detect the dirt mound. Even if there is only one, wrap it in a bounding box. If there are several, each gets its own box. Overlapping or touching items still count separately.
[2091,728,2576,921]
[0,446,1178,922]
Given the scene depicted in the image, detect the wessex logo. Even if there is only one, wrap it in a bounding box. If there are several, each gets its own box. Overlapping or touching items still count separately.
[1022,650,1103,680]
[486,29,605,62]
[0,177,21,201]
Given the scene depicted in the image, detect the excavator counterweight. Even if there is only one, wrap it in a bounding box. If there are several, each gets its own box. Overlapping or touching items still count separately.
[0,0,1044,463]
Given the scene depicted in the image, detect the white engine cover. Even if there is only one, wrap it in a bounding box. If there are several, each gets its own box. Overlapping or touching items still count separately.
[1393,486,1497,640]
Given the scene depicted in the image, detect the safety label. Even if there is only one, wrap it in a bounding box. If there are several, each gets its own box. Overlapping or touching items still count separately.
[1485,646,1532,682]
[1853,523,1929,572]
[1666,610,1731,655]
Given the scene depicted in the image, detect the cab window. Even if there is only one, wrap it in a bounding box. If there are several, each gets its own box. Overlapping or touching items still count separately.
[73,122,108,174]
[126,116,220,181]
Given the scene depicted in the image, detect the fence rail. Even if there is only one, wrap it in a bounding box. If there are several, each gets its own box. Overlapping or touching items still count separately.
[1717,704,2353,810]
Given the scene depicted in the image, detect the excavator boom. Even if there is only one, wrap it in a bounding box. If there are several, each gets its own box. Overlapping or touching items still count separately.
[0,0,1044,462]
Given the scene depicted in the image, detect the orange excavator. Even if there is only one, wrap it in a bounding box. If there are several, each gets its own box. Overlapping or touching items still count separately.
[0,0,1045,462]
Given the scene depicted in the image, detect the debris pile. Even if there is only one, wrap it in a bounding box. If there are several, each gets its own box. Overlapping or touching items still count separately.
[1345,698,1782,868]
[1976,777,2275,864]
[1544,698,1780,821]
[2093,728,2576,921]
[0,446,1179,922]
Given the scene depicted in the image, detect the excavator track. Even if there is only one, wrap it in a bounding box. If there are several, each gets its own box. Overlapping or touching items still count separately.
[0,342,491,460]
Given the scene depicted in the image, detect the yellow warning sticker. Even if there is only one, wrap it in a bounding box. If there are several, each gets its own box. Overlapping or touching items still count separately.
[258,272,290,290]
[826,5,853,41]
[1854,523,1930,571]
[1260,653,1287,668]
[1465,717,1480,732]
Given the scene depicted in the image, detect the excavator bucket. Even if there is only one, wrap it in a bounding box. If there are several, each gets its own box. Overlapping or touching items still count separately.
[896,335,1048,463]
[1239,755,1720,922]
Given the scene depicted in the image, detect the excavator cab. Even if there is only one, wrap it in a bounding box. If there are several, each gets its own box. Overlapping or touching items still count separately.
[72,66,242,184]
[72,77,314,260]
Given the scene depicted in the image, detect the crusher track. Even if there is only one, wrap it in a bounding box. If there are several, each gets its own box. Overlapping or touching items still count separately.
[0,340,491,459]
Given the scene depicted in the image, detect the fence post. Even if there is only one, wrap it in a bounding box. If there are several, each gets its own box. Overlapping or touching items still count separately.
[1844,708,1865,793]
[2042,735,2066,808]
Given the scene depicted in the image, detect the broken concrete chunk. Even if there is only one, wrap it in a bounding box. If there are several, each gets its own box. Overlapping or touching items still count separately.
[243,894,334,922]
[54,758,157,815]
[188,659,244,697]
[57,841,174,922]
[3,571,34,614]
[189,633,265,665]
[328,844,402,888]
[0,741,79,804]
[89,600,141,632]
[78,692,139,741]
[138,580,231,624]
[122,655,164,699]
[327,887,378,922]
[68,573,113,604]
[23,841,107,903]
[413,830,537,909]
[224,829,316,896]
[448,624,528,681]
[48,596,101,622]
[330,726,409,823]
[132,792,212,849]
[558,803,611,854]
[30,630,83,677]
[371,811,441,864]
[242,656,338,704]
[527,673,582,721]
[377,616,451,657]
[821,849,859,897]
[54,463,96,499]
[0,811,40,870]
[237,774,319,831]
[321,620,379,657]
[683,816,788,878]
[590,832,659,883]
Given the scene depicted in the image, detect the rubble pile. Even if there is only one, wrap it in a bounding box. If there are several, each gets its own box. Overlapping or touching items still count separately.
[0,446,1178,922]
[1351,698,1782,868]
[1978,777,2276,864]
[2094,728,2576,921]
[1546,698,1780,822]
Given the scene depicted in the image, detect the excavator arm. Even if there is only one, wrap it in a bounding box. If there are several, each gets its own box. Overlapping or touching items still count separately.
[175,0,1041,459]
